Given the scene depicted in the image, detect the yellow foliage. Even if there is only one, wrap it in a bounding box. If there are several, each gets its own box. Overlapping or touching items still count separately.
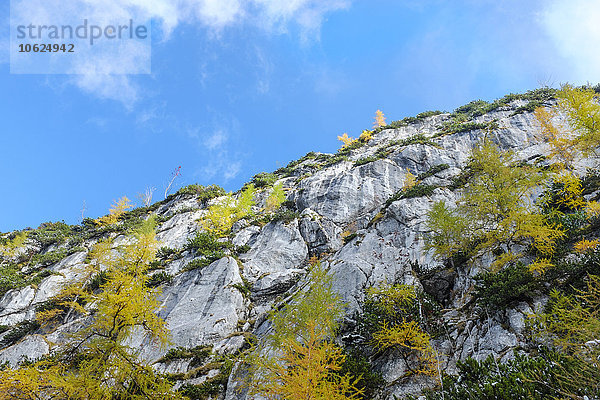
[95,196,133,226]
[585,201,600,219]
[254,322,363,400]
[403,170,417,190]
[337,132,357,149]
[308,254,321,266]
[199,185,255,237]
[427,139,564,268]
[366,284,417,316]
[554,173,586,211]
[372,320,438,377]
[574,239,600,254]
[558,84,600,156]
[0,217,180,399]
[265,183,285,213]
[247,264,363,399]
[528,257,554,275]
[359,130,373,142]
[0,232,27,258]
[373,109,386,128]
[532,275,600,359]
[534,107,576,169]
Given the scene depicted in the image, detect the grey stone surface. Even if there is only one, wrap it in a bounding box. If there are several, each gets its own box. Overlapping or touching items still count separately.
[1,100,594,399]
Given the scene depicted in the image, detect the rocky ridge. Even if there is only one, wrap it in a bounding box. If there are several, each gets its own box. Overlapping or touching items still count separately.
[0,89,587,399]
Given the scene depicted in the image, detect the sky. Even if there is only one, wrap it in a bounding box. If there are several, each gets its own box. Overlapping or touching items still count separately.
[1,0,599,232]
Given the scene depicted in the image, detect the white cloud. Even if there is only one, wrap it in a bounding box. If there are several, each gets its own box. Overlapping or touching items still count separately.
[8,0,350,105]
[252,0,350,38]
[204,129,228,150]
[224,161,242,180]
[540,0,600,84]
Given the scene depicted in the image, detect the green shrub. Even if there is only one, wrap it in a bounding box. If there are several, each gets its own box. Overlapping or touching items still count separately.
[441,120,494,135]
[29,221,73,247]
[146,272,173,288]
[156,246,181,261]
[0,264,25,298]
[416,110,444,119]
[417,164,450,180]
[248,172,277,189]
[338,348,385,400]
[178,184,226,202]
[473,263,541,311]
[184,256,221,271]
[0,320,40,349]
[270,209,300,224]
[159,346,211,368]
[234,244,251,255]
[354,155,379,166]
[422,349,599,400]
[385,184,438,207]
[30,249,69,268]
[186,232,230,254]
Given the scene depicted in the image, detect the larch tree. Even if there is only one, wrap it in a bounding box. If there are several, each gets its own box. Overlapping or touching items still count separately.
[0,216,182,400]
[426,138,564,271]
[373,110,386,128]
[245,264,363,400]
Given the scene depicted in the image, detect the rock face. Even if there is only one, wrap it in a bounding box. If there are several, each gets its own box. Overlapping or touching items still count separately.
[0,94,588,398]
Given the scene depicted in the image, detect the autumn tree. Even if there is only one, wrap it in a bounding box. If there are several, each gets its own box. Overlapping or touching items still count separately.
[265,183,286,213]
[528,275,600,396]
[199,184,255,237]
[0,217,181,400]
[246,264,363,400]
[534,107,576,170]
[338,133,356,149]
[96,196,133,226]
[0,232,27,263]
[557,84,600,156]
[426,139,564,270]
[361,284,439,379]
[373,110,386,128]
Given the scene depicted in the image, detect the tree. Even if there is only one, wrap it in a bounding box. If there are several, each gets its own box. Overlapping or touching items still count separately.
[0,232,27,263]
[246,264,363,400]
[528,275,600,397]
[557,84,600,156]
[265,183,286,213]
[373,110,386,128]
[533,107,576,170]
[338,133,356,149]
[362,285,439,379]
[403,169,417,190]
[96,196,133,226]
[426,139,564,270]
[199,184,255,237]
[164,166,182,199]
[0,217,181,400]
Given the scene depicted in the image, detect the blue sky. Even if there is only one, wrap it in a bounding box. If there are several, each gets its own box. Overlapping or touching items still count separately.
[1,0,599,232]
